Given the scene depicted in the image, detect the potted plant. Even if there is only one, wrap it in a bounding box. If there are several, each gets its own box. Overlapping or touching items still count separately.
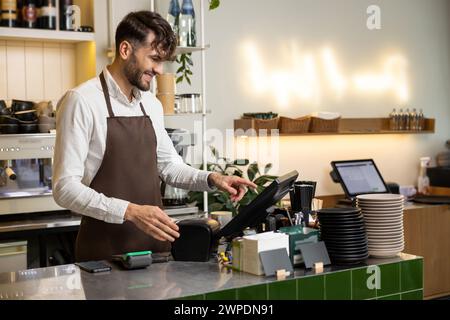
[188,146,278,216]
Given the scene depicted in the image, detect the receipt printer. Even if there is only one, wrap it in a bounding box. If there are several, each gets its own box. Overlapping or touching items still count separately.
[171,218,220,262]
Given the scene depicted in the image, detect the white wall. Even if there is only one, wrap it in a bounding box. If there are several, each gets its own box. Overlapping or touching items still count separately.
[97,0,450,196]
[165,0,450,196]
[0,41,76,102]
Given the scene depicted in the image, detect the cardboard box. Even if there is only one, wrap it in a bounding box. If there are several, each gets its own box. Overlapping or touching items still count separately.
[278,226,319,266]
[242,232,289,276]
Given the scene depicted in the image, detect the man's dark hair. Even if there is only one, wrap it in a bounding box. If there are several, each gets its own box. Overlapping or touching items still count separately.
[115,11,177,61]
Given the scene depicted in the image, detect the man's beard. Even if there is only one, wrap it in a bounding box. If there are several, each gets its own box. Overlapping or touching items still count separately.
[123,54,153,92]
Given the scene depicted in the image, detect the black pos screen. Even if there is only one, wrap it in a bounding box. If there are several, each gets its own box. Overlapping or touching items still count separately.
[331,159,389,198]
[215,170,299,239]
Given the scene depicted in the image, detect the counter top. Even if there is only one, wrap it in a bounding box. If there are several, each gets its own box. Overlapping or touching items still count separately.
[0,253,423,300]
[0,212,81,234]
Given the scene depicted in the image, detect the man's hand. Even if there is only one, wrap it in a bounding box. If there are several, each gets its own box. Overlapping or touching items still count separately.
[208,172,257,203]
[124,204,180,242]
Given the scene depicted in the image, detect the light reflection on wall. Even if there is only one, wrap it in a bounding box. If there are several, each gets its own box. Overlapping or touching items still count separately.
[242,41,410,107]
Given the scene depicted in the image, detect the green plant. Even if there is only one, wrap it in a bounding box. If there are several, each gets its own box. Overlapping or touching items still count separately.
[176,0,221,85]
[188,146,278,216]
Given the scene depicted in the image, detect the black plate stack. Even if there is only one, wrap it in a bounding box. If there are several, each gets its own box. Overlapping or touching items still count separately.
[317,208,369,265]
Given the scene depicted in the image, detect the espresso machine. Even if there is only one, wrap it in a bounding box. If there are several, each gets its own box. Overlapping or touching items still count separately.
[162,128,199,216]
[0,133,61,216]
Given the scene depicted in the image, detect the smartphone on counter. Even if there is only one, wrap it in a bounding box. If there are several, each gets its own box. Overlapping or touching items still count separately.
[75,261,112,273]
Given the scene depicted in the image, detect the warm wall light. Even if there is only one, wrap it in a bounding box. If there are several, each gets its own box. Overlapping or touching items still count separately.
[353,55,409,102]
[242,41,410,106]
[322,47,348,99]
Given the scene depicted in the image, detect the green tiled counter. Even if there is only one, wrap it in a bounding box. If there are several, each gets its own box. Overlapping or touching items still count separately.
[179,254,423,301]
[0,253,422,300]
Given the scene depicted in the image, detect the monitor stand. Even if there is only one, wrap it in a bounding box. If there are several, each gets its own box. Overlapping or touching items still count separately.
[336,198,356,208]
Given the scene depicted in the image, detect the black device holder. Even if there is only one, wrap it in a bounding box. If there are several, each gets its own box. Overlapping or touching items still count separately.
[171,171,300,262]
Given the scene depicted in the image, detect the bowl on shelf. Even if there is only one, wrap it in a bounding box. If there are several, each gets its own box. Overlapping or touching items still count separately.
[0,100,11,116]
[19,123,39,134]
[0,124,19,135]
[0,115,19,125]
[11,100,34,113]
[14,110,38,122]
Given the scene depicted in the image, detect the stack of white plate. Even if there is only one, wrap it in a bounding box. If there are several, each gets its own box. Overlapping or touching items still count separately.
[356,194,405,258]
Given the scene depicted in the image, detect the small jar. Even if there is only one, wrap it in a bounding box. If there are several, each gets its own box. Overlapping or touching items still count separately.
[179,93,202,113]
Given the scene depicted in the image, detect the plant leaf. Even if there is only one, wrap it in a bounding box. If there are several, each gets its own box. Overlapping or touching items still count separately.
[186,54,193,65]
[209,202,225,212]
[264,163,273,174]
[247,162,260,181]
[210,146,219,159]
[253,175,277,186]
[209,0,220,11]
[176,76,184,84]
[176,66,184,74]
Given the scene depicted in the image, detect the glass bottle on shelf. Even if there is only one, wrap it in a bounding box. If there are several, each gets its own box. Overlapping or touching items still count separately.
[405,108,411,130]
[179,0,196,47]
[418,109,425,131]
[167,0,180,41]
[398,108,404,130]
[59,0,74,31]
[39,0,57,30]
[410,108,418,131]
[0,0,18,27]
[17,0,23,26]
[22,0,38,28]
[389,108,397,131]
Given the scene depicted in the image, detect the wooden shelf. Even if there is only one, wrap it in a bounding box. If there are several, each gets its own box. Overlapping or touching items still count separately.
[175,45,210,55]
[164,110,211,117]
[234,117,436,136]
[107,44,210,59]
[0,27,95,43]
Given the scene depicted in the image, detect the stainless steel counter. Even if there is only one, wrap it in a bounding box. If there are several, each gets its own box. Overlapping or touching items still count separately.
[0,253,420,300]
[0,212,81,234]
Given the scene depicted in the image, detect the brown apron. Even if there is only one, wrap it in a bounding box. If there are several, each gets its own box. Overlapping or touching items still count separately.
[75,72,170,262]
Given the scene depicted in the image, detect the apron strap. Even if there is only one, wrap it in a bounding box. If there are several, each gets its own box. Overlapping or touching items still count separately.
[99,72,115,118]
[100,71,148,118]
[139,103,148,117]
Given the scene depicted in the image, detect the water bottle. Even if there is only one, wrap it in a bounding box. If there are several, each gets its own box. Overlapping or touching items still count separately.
[405,108,411,130]
[418,109,425,131]
[167,0,181,38]
[179,0,196,47]
[398,109,404,130]
[410,108,418,131]
[389,108,397,130]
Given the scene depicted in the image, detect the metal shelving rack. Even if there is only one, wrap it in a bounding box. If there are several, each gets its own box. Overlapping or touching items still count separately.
[151,0,209,215]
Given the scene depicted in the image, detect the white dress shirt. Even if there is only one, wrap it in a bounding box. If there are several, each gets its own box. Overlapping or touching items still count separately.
[52,67,213,224]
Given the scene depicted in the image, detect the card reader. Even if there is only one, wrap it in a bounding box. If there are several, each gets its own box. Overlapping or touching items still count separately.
[112,251,152,270]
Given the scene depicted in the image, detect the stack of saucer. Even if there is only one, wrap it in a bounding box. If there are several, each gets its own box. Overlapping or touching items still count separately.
[317,208,369,265]
[356,194,405,258]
